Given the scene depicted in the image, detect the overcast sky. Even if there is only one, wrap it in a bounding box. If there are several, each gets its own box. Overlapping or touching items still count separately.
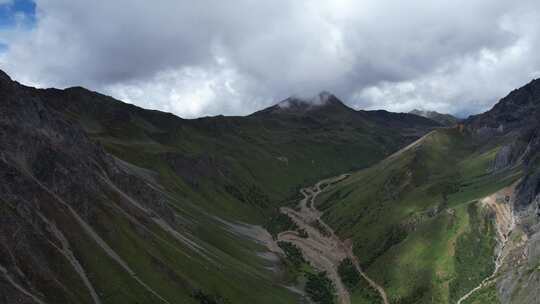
[1,0,540,118]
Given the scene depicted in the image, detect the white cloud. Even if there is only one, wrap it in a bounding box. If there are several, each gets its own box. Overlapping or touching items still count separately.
[0,0,539,117]
[355,5,540,116]
[105,59,269,118]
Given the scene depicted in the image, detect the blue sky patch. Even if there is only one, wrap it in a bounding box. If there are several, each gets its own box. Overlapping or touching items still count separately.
[0,42,7,53]
[0,0,36,29]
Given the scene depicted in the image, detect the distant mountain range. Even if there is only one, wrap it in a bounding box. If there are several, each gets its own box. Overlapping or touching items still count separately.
[409,108,460,126]
[0,68,538,304]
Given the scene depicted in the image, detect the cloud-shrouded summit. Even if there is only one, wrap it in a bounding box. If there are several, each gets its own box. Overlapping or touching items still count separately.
[1,0,540,118]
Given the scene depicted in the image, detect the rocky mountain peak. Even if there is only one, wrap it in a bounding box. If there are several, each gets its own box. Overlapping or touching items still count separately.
[277,91,343,108]
[0,68,13,83]
[253,91,351,117]
[465,78,540,133]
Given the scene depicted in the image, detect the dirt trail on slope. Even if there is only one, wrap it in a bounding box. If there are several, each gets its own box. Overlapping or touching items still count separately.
[275,174,389,304]
[386,130,435,161]
[456,184,518,304]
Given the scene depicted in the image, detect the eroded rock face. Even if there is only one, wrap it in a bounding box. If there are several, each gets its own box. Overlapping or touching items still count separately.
[466,81,540,214]
[497,209,540,304]
[513,129,540,222]
[466,78,540,132]
[500,138,540,304]
[491,145,515,172]
[462,79,540,304]
[0,70,185,303]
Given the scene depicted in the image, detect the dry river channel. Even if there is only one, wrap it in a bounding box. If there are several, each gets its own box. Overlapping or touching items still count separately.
[275,174,389,304]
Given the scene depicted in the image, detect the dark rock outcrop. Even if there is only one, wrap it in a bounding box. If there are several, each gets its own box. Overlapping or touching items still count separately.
[0,70,186,302]
[466,78,540,134]
[464,79,540,304]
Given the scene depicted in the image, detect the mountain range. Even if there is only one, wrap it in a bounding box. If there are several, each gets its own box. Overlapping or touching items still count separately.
[409,109,459,126]
[0,69,539,304]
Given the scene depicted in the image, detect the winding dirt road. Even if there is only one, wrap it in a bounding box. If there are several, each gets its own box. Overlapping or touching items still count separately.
[276,174,389,304]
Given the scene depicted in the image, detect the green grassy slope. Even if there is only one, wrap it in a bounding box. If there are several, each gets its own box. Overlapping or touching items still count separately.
[4,70,540,304]
[8,87,434,303]
[46,87,437,218]
[318,127,522,303]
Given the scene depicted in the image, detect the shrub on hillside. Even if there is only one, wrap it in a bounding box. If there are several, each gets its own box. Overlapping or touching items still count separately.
[337,258,360,291]
[305,271,336,304]
[277,241,306,268]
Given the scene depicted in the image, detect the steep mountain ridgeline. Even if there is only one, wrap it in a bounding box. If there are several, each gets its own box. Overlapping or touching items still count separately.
[39,86,439,218]
[1,70,308,304]
[0,70,438,304]
[317,79,540,304]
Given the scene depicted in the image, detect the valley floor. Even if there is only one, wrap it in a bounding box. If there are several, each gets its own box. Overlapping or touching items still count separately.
[270,174,389,304]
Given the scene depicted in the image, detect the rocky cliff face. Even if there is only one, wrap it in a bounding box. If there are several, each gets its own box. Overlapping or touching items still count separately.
[465,79,540,304]
[466,78,540,138]
[0,68,193,303]
[500,128,540,304]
